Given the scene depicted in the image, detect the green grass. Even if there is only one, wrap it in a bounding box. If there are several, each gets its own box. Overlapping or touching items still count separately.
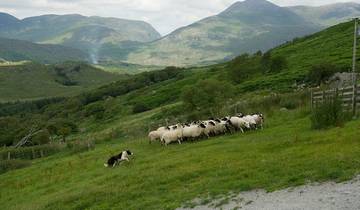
[1,109,360,210]
[0,62,122,102]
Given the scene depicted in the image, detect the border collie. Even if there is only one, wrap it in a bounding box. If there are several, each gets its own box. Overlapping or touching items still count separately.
[104,150,134,168]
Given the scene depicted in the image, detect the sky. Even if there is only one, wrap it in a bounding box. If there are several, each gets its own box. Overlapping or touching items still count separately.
[0,0,359,35]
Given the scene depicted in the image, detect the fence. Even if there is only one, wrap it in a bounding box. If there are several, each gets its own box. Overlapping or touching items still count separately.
[311,84,360,116]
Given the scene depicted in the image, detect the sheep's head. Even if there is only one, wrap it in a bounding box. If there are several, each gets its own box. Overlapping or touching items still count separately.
[237,113,244,118]
[245,122,251,129]
[199,123,206,128]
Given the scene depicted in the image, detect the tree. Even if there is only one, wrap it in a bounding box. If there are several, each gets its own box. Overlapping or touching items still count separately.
[307,63,341,85]
[57,126,71,143]
[228,54,261,83]
[269,56,288,73]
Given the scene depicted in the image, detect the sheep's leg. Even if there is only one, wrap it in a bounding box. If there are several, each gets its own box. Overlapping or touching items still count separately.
[239,127,244,133]
[178,139,182,144]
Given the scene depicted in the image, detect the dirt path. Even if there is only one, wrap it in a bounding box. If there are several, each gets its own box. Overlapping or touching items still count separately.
[178,176,360,210]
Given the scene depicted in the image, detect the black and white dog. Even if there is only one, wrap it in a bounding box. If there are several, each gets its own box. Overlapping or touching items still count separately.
[104,150,134,168]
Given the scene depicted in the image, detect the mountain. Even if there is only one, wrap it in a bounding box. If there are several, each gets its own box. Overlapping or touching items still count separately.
[0,37,88,63]
[288,2,360,27]
[0,13,161,63]
[124,0,318,66]
[0,62,122,102]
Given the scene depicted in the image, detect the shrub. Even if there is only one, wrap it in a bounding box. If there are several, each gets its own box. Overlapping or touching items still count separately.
[269,56,288,73]
[133,102,150,114]
[0,159,31,174]
[84,103,105,118]
[31,130,51,145]
[307,63,343,85]
[311,96,349,129]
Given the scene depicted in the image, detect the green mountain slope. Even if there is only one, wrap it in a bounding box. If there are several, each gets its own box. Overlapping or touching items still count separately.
[0,37,88,63]
[125,0,318,66]
[0,13,161,63]
[0,62,122,102]
[1,20,360,210]
[288,2,360,27]
[121,20,359,110]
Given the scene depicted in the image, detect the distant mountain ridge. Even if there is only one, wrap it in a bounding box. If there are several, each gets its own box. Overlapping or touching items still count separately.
[288,2,360,27]
[0,13,161,63]
[1,0,360,67]
[125,0,318,66]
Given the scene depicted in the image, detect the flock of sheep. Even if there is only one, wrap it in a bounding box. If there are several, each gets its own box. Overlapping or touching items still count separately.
[148,113,264,145]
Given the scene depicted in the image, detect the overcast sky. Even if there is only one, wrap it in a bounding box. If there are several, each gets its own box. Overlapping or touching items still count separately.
[0,0,359,35]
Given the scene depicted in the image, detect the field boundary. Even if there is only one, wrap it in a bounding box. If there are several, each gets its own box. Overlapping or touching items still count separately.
[311,84,360,116]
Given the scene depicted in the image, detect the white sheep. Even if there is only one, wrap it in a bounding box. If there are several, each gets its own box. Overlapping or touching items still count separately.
[203,120,216,137]
[148,126,169,143]
[229,116,250,133]
[213,119,229,135]
[242,115,258,130]
[252,114,264,129]
[182,123,206,141]
[161,124,183,146]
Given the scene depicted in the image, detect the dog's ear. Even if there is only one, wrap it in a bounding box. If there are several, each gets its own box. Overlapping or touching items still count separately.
[127,150,132,155]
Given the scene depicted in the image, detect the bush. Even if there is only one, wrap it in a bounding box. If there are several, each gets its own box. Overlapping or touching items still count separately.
[307,63,343,85]
[31,130,51,145]
[269,56,288,73]
[133,102,150,114]
[311,96,349,129]
[0,159,31,174]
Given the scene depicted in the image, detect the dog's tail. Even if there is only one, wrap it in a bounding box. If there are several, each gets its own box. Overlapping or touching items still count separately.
[104,163,109,167]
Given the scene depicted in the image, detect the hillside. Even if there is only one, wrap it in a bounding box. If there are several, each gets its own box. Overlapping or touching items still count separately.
[0,37,88,64]
[288,2,360,27]
[0,13,161,63]
[125,0,318,66]
[0,62,122,102]
[1,19,360,210]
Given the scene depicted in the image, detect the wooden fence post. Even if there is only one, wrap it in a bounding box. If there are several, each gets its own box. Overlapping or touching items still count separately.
[40,150,44,158]
[353,84,358,117]
[7,151,10,160]
[310,89,313,110]
[32,148,35,159]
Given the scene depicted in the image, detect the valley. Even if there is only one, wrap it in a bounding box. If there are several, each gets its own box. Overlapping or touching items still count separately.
[1,0,360,209]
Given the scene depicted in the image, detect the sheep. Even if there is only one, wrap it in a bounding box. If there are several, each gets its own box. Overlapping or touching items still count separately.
[161,124,183,146]
[213,119,230,135]
[182,123,206,141]
[242,115,258,130]
[252,114,264,129]
[228,116,250,133]
[242,114,264,130]
[203,120,216,137]
[148,126,169,143]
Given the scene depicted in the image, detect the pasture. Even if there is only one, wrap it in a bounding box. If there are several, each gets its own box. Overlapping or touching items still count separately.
[1,108,360,210]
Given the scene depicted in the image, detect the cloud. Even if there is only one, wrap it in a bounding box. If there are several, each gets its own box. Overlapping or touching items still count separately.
[1,0,360,35]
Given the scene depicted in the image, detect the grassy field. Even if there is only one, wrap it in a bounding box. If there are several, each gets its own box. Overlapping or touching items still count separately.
[1,107,360,210]
[0,62,121,102]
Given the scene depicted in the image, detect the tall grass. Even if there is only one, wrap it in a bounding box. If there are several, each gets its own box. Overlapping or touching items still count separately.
[310,96,350,129]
